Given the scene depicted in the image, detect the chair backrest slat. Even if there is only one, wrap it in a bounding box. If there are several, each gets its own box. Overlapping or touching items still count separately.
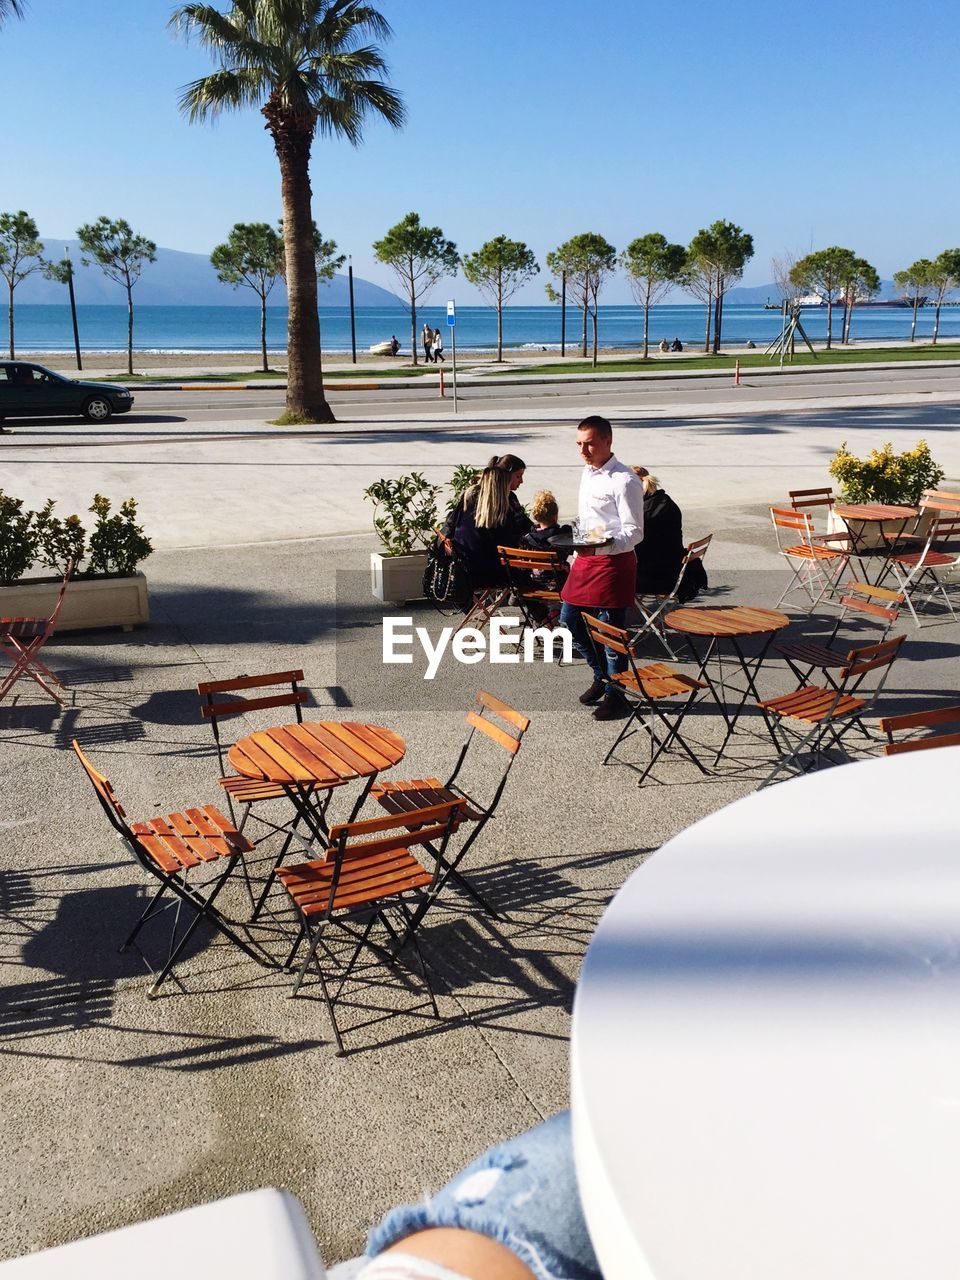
[839,634,905,679]
[466,710,522,754]
[921,489,960,515]
[498,545,563,568]
[197,669,305,695]
[683,534,713,563]
[789,487,835,510]
[583,613,631,655]
[838,581,904,623]
[328,799,465,858]
[200,689,308,720]
[72,740,131,839]
[475,689,531,733]
[880,703,960,755]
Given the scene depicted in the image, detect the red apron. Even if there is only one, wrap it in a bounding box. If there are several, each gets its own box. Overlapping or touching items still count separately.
[561,551,637,609]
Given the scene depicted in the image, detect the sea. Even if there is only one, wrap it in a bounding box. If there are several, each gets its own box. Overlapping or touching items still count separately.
[11,302,960,355]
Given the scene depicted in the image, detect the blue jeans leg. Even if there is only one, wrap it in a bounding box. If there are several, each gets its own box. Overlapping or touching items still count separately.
[366,1110,601,1280]
[559,603,628,683]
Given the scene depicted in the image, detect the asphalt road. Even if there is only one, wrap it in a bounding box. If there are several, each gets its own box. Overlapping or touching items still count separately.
[87,360,960,425]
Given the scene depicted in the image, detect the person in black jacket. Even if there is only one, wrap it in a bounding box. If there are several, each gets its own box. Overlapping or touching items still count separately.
[442,455,532,590]
[632,467,706,602]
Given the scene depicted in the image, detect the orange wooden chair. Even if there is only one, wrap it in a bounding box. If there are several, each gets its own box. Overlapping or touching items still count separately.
[757,634,906,786]
[369,691,530,922]
[197,670,346,918]
[72,740,267,997]
[774,582,904,689]
[498,544,566,630]
[583,613,708,784]
[631,533,713,659]
[886,499,960,626]
[0,560,74,706]
[277,800,465,1054]
[880,704,960,755]
[770,507,849,611]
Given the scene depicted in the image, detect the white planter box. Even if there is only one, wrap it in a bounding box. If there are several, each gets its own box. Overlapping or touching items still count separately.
[0,572,150,632]
[370,551,428,605]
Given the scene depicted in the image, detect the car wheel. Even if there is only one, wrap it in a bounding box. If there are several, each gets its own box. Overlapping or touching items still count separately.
[82,396,113,423]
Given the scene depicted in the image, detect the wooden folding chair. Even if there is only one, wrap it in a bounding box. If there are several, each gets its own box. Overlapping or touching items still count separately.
[886,508,960,627]
[453,586,512,635]
[197,670,345,919]
[880,704,960,755]
[72,740,267,997]
[630,534,713,659]
[276,800,466,1055]
[757,634,906,787]
[369,691,530,922]
[0,561,74,706]
[770,507,849,611]
[584,613,708,784]
[498,545,567,630]
[775,582,905,689]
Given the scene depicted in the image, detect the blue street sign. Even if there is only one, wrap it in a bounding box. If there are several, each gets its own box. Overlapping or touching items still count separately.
[446,300,456,327]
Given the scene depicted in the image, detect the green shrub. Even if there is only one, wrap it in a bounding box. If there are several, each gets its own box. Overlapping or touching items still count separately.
[34,500,86,575]
[0,491,38,585]
[363,473,441,556]
[86,495,153,576]
[828,439,945,506]
[447,464,481,511]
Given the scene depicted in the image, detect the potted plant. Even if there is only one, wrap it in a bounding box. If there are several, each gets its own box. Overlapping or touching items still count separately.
[364,473,442,604]
[0,491,152,630]
[826,439,945,548]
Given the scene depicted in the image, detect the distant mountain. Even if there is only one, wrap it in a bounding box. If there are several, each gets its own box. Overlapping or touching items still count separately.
[18,239,404,308]
[729,279,900,305]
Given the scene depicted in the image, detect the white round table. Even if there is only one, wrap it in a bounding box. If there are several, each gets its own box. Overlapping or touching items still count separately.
[572,746,960,1280]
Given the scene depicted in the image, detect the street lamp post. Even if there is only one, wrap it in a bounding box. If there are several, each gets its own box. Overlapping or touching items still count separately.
[348,256,357,364]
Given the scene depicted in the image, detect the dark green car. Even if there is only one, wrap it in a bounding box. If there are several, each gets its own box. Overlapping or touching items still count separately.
[0,362,134,425]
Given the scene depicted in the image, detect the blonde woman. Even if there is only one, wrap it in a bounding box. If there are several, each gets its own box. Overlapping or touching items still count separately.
[447,456,532,588]
[632,465,705,600]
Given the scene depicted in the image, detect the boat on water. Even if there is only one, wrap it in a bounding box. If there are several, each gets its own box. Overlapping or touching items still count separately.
[764,294,925,310]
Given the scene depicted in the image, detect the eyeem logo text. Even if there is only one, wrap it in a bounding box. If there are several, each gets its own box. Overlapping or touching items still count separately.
[383,616,573,680]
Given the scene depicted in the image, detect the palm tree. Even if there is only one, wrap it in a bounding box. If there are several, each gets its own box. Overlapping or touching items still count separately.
[171,1,404,423]
[0,0,26,25]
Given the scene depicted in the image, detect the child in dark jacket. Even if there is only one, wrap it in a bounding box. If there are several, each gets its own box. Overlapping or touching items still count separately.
[520,491,571,621]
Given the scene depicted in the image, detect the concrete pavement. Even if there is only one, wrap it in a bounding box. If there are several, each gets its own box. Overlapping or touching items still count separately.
[0,378,958,1267]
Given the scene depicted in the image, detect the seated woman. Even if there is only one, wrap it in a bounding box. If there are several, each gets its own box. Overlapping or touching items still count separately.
[632,466,706,602]
[443,455,532,592]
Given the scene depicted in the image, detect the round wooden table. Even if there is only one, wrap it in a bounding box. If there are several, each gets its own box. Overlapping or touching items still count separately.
[228,720,406,843]
[832,503,919,582]
[665,605,790,761]
[571,746,960,1279]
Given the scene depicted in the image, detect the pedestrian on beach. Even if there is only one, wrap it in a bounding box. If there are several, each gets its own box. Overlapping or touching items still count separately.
[658,338,670,353]
[559,415,645,721]
[422,322,433,363]
[389,335,399,356]
[433,327,445,362]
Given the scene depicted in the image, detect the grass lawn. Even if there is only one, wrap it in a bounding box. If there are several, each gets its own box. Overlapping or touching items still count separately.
[490,344,960,377]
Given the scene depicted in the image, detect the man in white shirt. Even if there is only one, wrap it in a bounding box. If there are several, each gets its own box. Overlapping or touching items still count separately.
[559,415,644,720]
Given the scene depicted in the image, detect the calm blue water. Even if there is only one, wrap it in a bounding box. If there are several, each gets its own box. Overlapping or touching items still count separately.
[12,303,960,354]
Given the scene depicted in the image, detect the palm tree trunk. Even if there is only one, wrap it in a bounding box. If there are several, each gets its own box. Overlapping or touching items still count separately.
[267,102,334,422]
[126,281,134,376]
[7,281,14,359]
[260,290,268,372]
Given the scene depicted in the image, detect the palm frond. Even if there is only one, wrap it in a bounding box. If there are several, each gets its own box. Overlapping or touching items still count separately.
[178,67,268,120]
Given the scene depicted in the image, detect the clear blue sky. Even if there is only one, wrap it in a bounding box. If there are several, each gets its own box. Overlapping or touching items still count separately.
[2,0,957,303]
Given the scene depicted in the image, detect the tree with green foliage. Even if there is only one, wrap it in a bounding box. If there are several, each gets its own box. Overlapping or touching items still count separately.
[77,217,156,375]
[462,236,538,361]
[927,249,960,345]
[620,233,686,358]
[373,212,459,365]
[893,258,935,343]
[172,0,404,424]
[840,256,880,344]
[546,232,617,367]
[685,221,753,354]
[790,247,857,350]
[0,210,43,358]
[211,222,283,370]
